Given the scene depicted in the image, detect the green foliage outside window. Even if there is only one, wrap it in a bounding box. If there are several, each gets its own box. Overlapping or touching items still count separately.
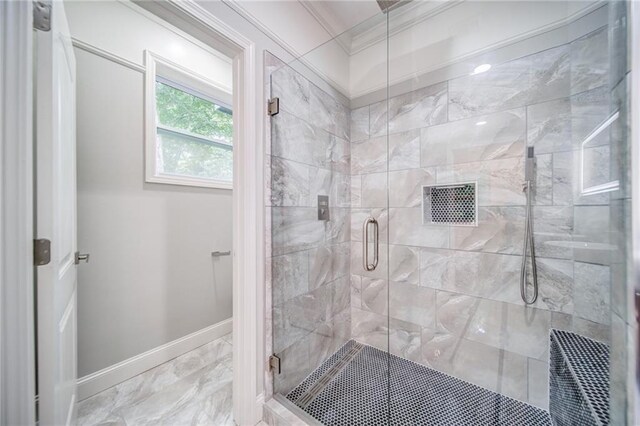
[155,82,233,182]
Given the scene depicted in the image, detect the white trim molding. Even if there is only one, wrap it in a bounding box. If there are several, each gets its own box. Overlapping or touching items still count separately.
[77,319,232,400]
[158,1,265,424]
[0,1,36,424]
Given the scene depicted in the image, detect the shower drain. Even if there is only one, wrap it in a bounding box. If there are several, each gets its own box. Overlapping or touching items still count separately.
[295,342,365,409]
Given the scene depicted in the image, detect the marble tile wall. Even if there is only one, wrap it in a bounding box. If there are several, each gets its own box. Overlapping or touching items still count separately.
[267,54,352,396]
[349,26,613,410]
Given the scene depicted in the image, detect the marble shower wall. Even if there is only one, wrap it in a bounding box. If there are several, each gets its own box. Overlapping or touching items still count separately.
[266,54,352,396]
[349,25,613,410]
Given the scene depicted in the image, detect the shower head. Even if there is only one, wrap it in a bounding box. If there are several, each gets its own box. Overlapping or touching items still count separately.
[376,0,412,13]
[525,147,535,182]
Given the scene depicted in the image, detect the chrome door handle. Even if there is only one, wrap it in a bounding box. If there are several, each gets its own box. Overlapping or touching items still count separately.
[211,251,231,257]
[74,251,90,264]
[362,217,379,271]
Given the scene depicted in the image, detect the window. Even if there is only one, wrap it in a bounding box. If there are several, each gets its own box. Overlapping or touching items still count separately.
[145,51,233,189]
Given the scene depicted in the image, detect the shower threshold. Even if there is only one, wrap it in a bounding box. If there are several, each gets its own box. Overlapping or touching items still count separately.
[285,340,551,426]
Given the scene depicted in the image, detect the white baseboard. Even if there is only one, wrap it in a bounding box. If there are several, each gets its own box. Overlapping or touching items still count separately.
[77,318,232,401]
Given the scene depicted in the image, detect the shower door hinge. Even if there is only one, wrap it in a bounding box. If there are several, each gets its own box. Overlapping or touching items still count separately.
[33,1,52,32]
[267,97,279,116]
[269,354,281,374]
[34,239,51,266]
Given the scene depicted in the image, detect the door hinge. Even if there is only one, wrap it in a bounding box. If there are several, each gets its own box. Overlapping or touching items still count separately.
[267,97,279,116]
[269,354,281,374]
[33,1,52,32]
[34,239,51,266]
[34,394,39,423]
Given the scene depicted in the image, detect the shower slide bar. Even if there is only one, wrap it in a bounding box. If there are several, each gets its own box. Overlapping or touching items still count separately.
[520,147,538,304]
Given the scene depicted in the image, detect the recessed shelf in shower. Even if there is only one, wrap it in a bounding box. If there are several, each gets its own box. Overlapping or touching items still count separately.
[422,182,477,226]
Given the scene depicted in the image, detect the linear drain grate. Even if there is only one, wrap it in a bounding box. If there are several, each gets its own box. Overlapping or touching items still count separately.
[296,342,364,409]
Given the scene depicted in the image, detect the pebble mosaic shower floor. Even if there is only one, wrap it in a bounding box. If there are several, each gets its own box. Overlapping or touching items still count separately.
[286,340,552,426]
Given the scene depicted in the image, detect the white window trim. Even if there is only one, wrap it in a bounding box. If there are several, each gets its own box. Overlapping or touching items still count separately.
[144,50,233,190]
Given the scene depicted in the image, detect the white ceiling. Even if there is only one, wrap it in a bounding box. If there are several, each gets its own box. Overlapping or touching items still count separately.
[299,1,382,37]
[228,0,466,58]
[228,0,384,58]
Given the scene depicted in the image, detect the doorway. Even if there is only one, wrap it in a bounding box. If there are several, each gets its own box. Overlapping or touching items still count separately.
[72,1,233,422]
[66,2,235,423]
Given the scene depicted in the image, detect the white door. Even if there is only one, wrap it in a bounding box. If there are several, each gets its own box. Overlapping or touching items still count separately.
[35,1,78,424]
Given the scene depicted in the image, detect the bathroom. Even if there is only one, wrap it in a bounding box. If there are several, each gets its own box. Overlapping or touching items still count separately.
[0,0,636,425]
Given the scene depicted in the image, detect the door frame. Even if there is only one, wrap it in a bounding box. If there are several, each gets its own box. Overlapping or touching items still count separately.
[165,2,266,424]
[0,1,36,425]
[167,4,265,424]
[0,0,265,424]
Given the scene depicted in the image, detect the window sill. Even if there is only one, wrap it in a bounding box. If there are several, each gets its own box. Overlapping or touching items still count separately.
[146,174,233,190]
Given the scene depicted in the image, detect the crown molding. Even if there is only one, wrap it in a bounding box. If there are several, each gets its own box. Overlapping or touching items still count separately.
[349,0,464,55]
[222,0,304,59]
[298,0,352,55]
[221,0,351,98]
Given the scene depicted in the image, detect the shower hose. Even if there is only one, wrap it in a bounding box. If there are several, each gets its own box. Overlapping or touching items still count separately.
[520,180,538,304]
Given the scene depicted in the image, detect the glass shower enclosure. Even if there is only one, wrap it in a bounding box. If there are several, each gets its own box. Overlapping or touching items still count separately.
[267,0,632,424]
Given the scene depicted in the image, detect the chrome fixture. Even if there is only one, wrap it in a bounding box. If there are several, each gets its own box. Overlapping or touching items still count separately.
[34,239,51,266]
[74,251,90,265]
[318,195,330,221]
[362,217,379,271]
[211,251,231,257]
[376,0,411,13]
[520,147,538,304]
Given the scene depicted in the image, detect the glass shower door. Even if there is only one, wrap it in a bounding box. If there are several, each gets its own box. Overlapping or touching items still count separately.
[384,1,629,424]
[267,10,392,423]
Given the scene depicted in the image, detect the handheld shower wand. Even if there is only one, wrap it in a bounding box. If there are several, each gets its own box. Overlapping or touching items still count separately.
[520,147,538,304]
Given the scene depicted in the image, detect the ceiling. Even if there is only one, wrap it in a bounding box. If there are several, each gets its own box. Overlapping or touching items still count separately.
[226,0,384,58]
[228,0,602,99]
[299,0,383,37]
[227,0,464,58]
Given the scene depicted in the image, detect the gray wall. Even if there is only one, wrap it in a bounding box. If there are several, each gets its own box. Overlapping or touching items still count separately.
[349,24,612,410]
[76,48,233,377]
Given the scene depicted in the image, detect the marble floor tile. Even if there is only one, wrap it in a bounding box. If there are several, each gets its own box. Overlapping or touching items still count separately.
[77,333,234,426]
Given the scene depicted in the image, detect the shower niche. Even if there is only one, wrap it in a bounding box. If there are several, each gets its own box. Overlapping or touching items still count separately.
[422,182,477,226]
